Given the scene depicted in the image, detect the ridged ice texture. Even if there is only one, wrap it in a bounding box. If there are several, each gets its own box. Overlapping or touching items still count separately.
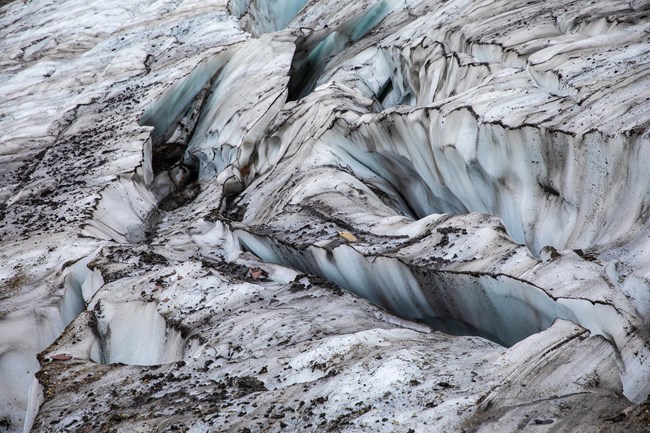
[346,105,650,252]
[231,0,650,402]
[183,34,296,179]
[92,300,187,365]
[228,0,309,36]
[296,1,650,253]
[2,0,650,432]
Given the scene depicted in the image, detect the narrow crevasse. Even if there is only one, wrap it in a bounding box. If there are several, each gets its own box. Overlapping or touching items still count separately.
[287,0,402,101]
[40,261,205,369]
[182,34,296,180]
[235,230,584,347]
[228,0,310,36]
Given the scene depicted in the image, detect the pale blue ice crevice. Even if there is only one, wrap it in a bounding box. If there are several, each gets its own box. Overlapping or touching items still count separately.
[235,229,582,347]
[140,33,295,182]
[37,273,199,368]
[346,101,650,254]
[228,0,310,36]
[141,51,232,148]
[61,252,105,325]
[184,34,296,180]
[287,0,403,101]
[233,228,650,402]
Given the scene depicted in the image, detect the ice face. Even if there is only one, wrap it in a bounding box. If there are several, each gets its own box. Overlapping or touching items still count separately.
[229,0,310,36]
[3,0,650,431]
[91,300,187,365]
[0,350,40,433]
[0,251,102,432]
[287,0,401,100]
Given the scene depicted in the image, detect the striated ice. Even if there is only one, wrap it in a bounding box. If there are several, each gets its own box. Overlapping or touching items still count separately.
[1,0,650,432]
[91,300,188,365]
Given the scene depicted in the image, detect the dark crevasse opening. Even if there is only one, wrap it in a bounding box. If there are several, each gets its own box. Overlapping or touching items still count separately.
[140,55,231,210]
[287,0,399,101]
[236,232,603,348]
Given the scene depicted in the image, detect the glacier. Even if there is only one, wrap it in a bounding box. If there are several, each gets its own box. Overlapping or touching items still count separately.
[1,0,650,432]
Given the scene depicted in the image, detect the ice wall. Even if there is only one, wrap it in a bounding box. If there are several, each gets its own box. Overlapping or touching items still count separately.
[229,0,310,36]
[0,253,102,432]
[92,300,187,365]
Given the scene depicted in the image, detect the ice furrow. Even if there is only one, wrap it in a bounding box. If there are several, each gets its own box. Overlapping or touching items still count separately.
[231,209,650,401]
[287,0,401,101]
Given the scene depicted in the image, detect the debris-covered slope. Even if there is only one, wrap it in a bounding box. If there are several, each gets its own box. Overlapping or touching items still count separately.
[1,0,649,432]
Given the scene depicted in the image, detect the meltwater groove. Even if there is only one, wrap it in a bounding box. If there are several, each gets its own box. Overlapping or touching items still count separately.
[235,229,576,347]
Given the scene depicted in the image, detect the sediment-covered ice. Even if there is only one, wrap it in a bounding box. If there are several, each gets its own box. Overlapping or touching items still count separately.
[2,0,650,431]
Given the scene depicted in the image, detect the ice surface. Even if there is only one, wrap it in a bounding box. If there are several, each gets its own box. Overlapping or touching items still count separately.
[2,0,650,431]
[0,350,40,433]
[92,300,187,365]
[229,0,310,36]
[287,0,401,100]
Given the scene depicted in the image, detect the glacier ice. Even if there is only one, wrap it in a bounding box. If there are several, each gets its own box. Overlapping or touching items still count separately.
[2,0,650,432]
[0,248,102,432]
[91,300,190,365]
[229,0,310,36]
[287,0,401,101]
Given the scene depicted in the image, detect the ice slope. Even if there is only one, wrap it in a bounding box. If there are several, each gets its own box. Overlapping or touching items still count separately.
[1,0,650,432]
